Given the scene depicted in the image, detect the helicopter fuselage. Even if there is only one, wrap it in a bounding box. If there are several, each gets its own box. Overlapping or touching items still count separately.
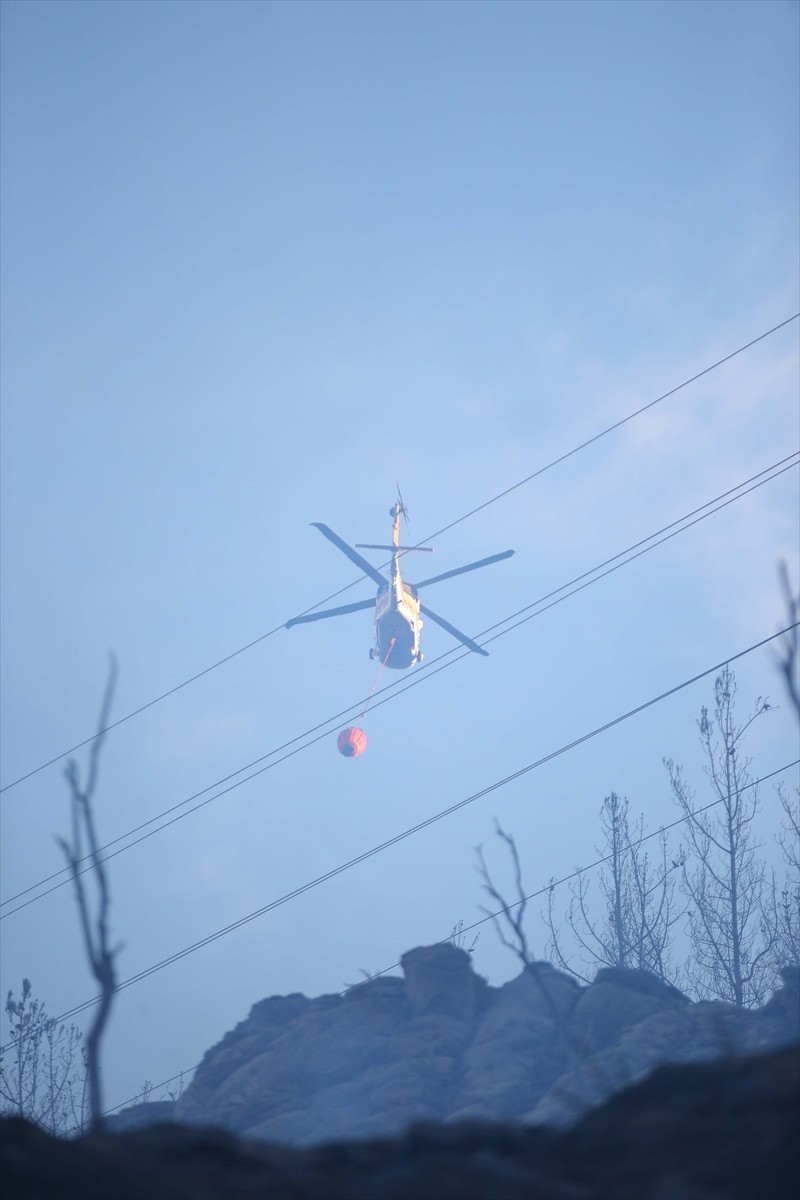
[284,499,513,664]
[373,559,423,669]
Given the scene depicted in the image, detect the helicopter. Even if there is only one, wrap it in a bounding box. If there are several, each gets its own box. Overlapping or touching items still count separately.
[285,498,514,669]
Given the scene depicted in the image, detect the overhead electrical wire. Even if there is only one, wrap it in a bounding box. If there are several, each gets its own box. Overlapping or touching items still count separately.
[5,321,796,1117]
[337,760,800,992]
[2,453,796,918]
[95,755,798,1122]
[3,453,796,912]
[2,313,796,796]
[410,316,799,546]
[21,622,796,1034]
[92,753,796,1118]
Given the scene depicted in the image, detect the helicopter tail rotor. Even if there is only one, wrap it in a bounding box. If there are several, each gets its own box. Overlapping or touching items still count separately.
[392,484,410,525]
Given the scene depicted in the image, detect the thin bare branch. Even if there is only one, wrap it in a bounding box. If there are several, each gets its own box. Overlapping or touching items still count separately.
[58,655,119,1130]
[542,792,681,984]
[667,666,777,1006]
[476,822,592,1097]
[776,561,800,718]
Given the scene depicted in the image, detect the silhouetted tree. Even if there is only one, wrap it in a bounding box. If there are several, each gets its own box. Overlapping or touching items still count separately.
[0,979,88,1134]
[476,822,536,970]
[764,784,800,974]
[543,793,683,985]
[762,563,800,977]
[665,665,776,1007]
[776,561,799,717]
[57,656,120,1130]
[476,821,592,1098]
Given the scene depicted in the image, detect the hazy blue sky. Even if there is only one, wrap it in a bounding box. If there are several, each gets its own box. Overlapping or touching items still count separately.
[1,0,798,1112]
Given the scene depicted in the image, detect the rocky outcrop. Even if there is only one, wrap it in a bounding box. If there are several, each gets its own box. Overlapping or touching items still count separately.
[170,947,799,1144]
[3,1044,799,1199]
[528,963,800,1127]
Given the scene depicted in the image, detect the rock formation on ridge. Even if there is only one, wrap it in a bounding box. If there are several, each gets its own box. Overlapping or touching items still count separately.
[165,944,799,1145]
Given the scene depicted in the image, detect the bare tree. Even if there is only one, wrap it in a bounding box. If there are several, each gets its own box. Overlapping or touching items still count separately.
[0,979,88,1134]
[776,561,799,718]
[475,822,592,1098]
[761,564,800,976]
[543,793,683,985]
[476,822,536,970]
[665,665,775,1007]
[764,784,800,973]
[57,656,119,1130]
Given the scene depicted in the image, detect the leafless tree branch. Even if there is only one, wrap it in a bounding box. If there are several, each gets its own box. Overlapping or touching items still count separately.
[542,793,682,985]
[476,821,594,1097]
[776,561,800,718]
[666,666,776,1007]
[57,655,119,1131]
[0,980,87,1134]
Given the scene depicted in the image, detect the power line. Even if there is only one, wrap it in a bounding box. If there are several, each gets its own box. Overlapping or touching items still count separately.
[410,315,799,546]
[96,757,798,1122]
[2,454,796,917]
[340,760,800,992]
[3,312,796,796]
[32,623,798,1031]
[465,457,800,651]
[101,1067,200,1119]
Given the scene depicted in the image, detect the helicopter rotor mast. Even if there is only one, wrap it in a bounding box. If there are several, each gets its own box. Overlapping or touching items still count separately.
[355,493,435,556]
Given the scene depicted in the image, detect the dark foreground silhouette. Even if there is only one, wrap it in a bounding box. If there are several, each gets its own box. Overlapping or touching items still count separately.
[2,1043,798,1200]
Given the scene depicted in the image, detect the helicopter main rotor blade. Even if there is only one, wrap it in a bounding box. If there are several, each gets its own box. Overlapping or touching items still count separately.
[286,597,376,628]
[310,523,387,587]
[419,604,489,656]
[286,599,375,628]
[413,549,515,590]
